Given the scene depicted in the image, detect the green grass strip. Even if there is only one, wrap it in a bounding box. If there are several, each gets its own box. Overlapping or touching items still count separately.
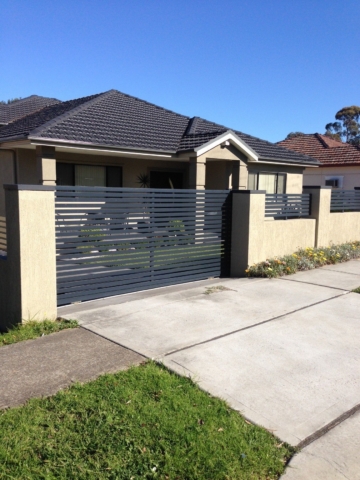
[246,241,360,278]
[0,362,294,479]
[0,319,78,347]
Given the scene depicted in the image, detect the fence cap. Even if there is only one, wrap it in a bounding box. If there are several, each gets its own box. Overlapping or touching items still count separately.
[4,184,55,191]
[232,189,266,194]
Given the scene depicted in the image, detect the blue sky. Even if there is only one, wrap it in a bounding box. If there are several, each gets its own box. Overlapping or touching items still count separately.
[1,0,359,142]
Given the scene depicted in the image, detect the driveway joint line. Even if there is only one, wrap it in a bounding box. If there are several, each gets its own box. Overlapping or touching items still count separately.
[297,401,360,449]
[79,325,148,360]
[322,267,360,277]
[164,291,348,357]
[278,277,350,291]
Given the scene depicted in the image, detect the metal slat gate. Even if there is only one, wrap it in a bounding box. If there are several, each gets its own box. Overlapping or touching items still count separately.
[55,186,232,306]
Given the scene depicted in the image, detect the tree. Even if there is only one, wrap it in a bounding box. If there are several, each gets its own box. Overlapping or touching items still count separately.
[0,98,22,105]
[285,132,305,140]
[325,106,360,145]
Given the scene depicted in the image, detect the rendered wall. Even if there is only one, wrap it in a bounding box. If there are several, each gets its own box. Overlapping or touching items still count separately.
[261,219,316,261]
[304,166,360,190]
[329,212,360,245]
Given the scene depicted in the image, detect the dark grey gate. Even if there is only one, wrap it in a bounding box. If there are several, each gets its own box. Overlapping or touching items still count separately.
[55,186,232,306]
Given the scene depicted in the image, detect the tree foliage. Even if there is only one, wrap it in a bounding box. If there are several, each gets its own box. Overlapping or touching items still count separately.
[0,98,22,105]
[325,106,360,145]
[285,131,305,140]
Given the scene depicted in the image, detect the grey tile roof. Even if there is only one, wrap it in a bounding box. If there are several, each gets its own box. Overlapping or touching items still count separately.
[0,95,60,125]
[0,89,319,165]
[0,94,101,140]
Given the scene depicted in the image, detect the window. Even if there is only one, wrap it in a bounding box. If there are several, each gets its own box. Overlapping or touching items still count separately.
[149,171,183,189]
[325,176,343,188]
[248,172,286,193]
[56,163,122,187]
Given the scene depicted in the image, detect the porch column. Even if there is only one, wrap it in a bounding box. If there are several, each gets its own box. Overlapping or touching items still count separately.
[36,146,56,185]
[189,157,206,189]
[231,160,248,190]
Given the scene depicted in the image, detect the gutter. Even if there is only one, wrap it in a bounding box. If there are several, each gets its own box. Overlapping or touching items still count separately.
[253,157,320,168]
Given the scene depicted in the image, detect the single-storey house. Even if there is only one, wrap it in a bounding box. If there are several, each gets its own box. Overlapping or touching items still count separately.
[278,133,360,189]
[0,95,60,127]
[0,90,318,217]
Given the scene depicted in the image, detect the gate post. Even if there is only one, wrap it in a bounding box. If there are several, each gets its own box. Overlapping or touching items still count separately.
[1,185,57,329]
[303,186,331,247]
[230,190,266,276]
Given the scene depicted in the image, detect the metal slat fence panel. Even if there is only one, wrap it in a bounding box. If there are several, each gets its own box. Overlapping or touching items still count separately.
[0,215,6,252]
[330,190,360,212]
[265,193,311,219]
[55,186,232,306]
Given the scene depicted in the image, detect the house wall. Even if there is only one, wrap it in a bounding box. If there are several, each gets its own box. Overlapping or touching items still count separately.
[304,166,360,189]
[247,163,305,193]
[205,161,231,189]
[0,150,15,251]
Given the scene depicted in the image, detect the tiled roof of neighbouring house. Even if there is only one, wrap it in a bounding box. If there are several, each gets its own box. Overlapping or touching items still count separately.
[277,134,360,166]
[0,89,319,166]
[0,95,61,125]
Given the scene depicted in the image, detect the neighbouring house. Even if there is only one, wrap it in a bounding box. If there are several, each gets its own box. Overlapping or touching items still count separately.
[0,90,318,218]
[0,95,61,127]
[277,133,360,189]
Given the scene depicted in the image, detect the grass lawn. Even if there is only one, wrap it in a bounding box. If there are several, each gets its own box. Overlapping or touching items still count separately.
[0,362,294,479]
[0,319,78,347]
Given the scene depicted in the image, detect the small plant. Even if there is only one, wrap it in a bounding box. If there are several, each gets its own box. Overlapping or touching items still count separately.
[246,241,360,278]
[352,287,360,294]
[137,173,149,188]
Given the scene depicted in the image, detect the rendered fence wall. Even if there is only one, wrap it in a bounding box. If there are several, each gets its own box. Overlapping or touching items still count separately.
[262,218,316,260]
[329,212,360,245]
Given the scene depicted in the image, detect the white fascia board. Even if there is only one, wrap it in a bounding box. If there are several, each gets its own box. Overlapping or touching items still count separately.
[194,130,258,161]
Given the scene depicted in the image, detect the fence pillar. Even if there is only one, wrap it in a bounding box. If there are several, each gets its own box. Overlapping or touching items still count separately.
[303,186,331,247]
[230,190,266,276]
[1,185,57,330]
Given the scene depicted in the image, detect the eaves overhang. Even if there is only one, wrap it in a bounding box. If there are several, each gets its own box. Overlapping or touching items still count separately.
[28,136,176,158]
[253,157,320,168]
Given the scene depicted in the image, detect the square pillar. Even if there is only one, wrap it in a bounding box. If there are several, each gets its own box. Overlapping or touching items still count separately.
[189,157,206,189]
[1,185,57,329]
[303,186,331,247]
[231,160,248,190]
[36,146,56,185]
[231,190,266,276]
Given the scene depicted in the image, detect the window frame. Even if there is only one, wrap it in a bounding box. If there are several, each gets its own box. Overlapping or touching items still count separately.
[325,176,343,189]
[56,163,123,188]
[248,171,287,193]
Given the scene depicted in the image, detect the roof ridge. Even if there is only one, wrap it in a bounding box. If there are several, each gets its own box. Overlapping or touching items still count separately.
[29,91,110,138]
[110,89,190,120]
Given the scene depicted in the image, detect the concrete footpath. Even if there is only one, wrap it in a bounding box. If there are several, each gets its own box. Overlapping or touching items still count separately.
[0,328,144,409]
[59,259,360,479]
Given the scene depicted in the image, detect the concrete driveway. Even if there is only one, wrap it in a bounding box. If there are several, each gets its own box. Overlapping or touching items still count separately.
[60,260,360,478]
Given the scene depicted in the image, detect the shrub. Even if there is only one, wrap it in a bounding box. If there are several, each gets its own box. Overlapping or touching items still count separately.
[246,241,360,278]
